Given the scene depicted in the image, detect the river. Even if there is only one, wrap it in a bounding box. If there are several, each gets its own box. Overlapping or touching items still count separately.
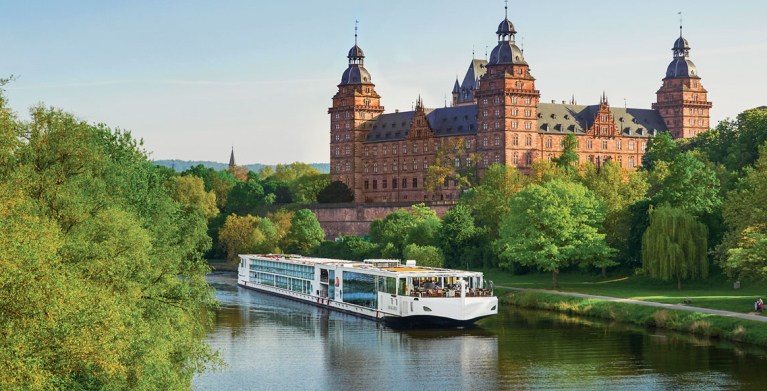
[193,272,767,390]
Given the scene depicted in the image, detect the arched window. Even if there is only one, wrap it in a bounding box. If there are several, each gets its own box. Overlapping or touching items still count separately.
[373,163,378,173]
[423,159,428,169]
[513,152,519,164]
[525,152,533,165]
[545,138,553,148]
[628,157,635,168]
[525,135,532,146]
[513,135,519,146]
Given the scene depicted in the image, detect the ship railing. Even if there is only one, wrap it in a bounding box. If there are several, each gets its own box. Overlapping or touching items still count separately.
[407,288,493,298]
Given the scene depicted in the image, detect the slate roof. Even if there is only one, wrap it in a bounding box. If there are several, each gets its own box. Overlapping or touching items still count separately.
[365,105,478,143]
[364,103,664,143]
[537,103,665,137]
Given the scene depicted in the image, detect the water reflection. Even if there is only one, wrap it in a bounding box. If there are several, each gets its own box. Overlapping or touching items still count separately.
[195,273,767,390]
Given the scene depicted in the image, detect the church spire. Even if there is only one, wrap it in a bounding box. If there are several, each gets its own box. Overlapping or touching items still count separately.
[228,147,236,168]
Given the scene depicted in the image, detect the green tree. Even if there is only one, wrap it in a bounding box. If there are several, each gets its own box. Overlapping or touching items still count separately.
[0,96,217,389]
[218,214,279,261]
[719,142,767,280]
[283,209,325,255]
[291,173,331,204]
[496,180,615,288]
[267,162,320,182]
[459,164,528,236]
[425,137,480,193]
[580,160,649,270]
[439,204,483,268]
[403,244,445,268]
[653,152,721,216]
[642,131,679,171]
[170,175,219,218]
[225,180,269,215]
[641,206,709,290]
[552,133,579,174]
[317,180,355,203]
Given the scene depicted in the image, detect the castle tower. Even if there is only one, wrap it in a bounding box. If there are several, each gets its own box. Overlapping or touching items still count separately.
[653,23,712,139]
[475,3,540,171]
[329,23,384,201]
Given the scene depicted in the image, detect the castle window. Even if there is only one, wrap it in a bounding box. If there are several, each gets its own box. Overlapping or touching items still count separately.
[618,156,623,167]
[483,110,488,117]
[513,152,519,164]
[516,81,522,89]
[642,142,647,151]
[525,152,533,165]
[629,157,635,168]
[546,138,553,148]
[689,108,694,115]
[423,142,429,153]
[525,109,531,117]
[345,134,350,140]
[495,109,500,117]
[364,147,369,157]
[345,145,350,155]
[629,141,635,151]
[364,180,369,190]
[601,126,607,135]
[364,164,369,173]
[483,137,488,147]
[547,155,552,162]
[483,123,488,130]
[345,112,350,119]
[512,108,518,116]
[383,146,388,155]
[495,153,501,164]
[466,156,472,166]
[494,135,500,146]
[345,123,350,129]
[423,159,428,169]
[495,122,500,129]
[616,141,622,150]
[525,135,532,146]
[602,140,608,149]
[403,144,408,154]
[373,147,378,157]
[512,97,518,104]
[413,142,418,153]
[693,94,699,101]
[512,121,518,129]
[689,119,694,125]
[402,178,407,189]
[494,96,500,104]
[525,122,532,130]
[413,159,417,170]
[382,179,387,189]
[483,98,488,105]
[345,162,350,172]
[513,135,519,146]
[372,180,377,190]
[383,162,388,172]
[334,134,340,141]
[334,163,340,173]
[373,163,378,173]
[525,98,532,105]
[393,161,398,171]
[392,178,398,189]
[335,124,340,130]
[412,178,418,188]
[483,156,489,166]
[587,140,593,149]
[392,145,397,155]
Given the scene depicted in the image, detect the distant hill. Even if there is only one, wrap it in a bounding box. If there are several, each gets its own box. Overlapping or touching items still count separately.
[153,160,330,174]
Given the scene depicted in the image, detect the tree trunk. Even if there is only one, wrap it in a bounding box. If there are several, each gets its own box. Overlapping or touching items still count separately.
[601,266,607,278]
[677,276,682,291]
[552,269,560,289]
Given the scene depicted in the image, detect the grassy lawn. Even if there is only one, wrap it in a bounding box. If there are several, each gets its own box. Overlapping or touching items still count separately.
[481,268,767,315]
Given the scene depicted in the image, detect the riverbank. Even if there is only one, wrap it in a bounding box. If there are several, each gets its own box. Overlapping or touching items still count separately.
[499,289,767,347]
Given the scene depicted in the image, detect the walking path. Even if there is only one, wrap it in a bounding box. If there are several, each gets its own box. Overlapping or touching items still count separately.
[496,285,767,323]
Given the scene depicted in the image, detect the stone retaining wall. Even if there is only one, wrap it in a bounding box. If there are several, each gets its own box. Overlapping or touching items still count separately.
[310,202,455,239]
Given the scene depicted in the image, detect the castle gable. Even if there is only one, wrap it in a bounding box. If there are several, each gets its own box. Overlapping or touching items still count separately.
[365,105,478,143]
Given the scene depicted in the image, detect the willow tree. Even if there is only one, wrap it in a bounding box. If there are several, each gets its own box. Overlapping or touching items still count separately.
[642,206,708,290]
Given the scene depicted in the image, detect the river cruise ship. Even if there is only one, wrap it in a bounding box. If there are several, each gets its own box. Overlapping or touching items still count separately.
[237,254,497,326]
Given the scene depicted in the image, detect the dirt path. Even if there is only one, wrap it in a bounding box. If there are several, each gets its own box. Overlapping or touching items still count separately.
[496,286,767,323]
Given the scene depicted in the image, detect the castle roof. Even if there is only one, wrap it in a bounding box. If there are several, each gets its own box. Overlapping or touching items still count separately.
[364,103,664,143]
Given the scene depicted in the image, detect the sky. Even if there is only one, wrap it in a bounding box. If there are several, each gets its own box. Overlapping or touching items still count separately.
[2,0,766,164]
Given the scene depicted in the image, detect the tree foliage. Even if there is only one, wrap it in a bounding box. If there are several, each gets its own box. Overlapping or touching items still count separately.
[459,164,528,236]
[642,131,679,171]
[641,206,708,289]
[403,244,445,268]
[218,214,279,261]
[496,180,615,287]
[425,137,479,193]
[0,92,217,389]
[552,133,579,174]
[317,180,354,203]
[653,152,721,216]
[282,209,325,255]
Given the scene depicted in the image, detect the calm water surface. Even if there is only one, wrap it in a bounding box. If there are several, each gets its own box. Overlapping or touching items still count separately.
[194,272,767,390]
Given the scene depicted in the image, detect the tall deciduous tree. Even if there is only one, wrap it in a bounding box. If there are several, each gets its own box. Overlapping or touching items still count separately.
[496,180,615,288]
[642,206,709,290]
[218,214,279,261]
[460,164,528,236]
[653,152,721,216]
[553,133,579,174]
[283,209,325,255]
[642,131,679,171]
[719,142,767,280]
[580,160,649,270]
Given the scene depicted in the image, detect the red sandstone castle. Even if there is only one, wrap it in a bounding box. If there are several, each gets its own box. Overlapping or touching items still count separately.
[329,8,712,203]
